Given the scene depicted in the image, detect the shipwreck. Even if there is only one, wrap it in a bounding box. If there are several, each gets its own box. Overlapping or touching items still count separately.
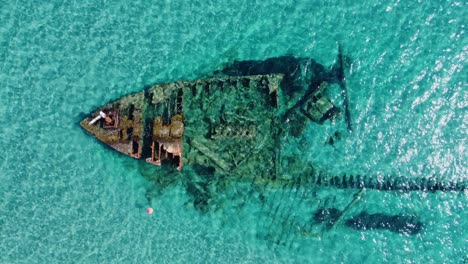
[80,50,466,242]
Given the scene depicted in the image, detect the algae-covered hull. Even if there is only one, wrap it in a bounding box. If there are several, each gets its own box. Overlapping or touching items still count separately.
[80,55,465,193]
[80,55,465,241]
[80,74,287,174]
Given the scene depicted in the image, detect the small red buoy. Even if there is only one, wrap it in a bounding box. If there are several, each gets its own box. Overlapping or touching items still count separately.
[146,207,153,215]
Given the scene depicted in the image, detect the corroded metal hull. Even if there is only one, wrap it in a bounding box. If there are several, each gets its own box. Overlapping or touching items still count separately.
[81,55,465,241]
[80,74,287,174]
[80,55,466,194]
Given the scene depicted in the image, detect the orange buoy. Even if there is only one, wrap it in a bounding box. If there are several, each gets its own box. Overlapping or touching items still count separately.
[146,207,153,215]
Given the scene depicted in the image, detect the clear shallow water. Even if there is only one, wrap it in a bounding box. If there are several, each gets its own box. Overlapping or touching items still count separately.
[1,0,467,263]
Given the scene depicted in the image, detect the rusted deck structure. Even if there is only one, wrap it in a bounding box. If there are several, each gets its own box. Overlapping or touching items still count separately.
[80,73,341,175]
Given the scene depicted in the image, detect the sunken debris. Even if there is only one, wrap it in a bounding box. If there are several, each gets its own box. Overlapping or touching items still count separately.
[313,208,423,235]
[344,212,423,235]
[81,54,465,246]
[217,55,345,124]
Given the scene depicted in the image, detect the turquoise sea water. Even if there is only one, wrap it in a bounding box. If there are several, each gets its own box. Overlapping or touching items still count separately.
[1,0,467,263]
